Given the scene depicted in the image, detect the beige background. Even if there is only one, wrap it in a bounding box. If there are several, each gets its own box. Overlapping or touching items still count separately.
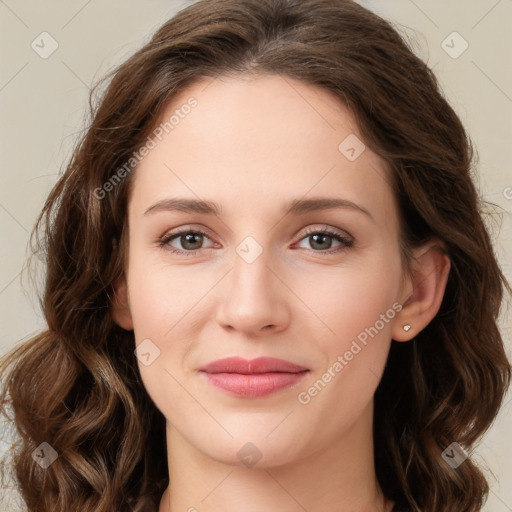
[1,0,511,510]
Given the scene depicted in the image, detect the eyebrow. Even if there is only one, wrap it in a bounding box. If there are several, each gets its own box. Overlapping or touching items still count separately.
[144,196,373,221]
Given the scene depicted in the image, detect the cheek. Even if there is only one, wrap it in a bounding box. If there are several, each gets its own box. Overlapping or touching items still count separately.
[295,249,402,402]
[297,247,402,349]
[124,254,204,412]
[127,251,211,341]
[292,280,399,441]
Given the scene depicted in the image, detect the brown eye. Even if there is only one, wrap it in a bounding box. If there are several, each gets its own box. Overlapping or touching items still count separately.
[159,229,214,255]
[308,233,334,250]
[297,228,353,253]
[177,232,204,251]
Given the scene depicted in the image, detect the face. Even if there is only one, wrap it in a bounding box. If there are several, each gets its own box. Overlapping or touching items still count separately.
[117,73,410,467]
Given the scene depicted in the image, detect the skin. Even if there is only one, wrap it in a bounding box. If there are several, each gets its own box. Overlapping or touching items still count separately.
[112,73,450,512]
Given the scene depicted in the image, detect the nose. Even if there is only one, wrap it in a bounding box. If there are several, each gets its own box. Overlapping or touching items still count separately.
[214,247,291,337]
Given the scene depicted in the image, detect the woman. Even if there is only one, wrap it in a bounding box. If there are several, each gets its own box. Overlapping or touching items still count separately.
[1,0,510,511]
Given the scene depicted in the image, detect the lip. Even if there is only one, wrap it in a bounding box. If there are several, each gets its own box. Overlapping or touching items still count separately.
[199,356,308,374]
[199,357,310,398]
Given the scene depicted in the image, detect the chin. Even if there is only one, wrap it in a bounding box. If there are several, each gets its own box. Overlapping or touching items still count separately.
[195,432,307,470]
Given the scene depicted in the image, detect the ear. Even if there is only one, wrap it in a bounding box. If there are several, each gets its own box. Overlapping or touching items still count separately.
[392,240,450,342]
[111,275,134,331]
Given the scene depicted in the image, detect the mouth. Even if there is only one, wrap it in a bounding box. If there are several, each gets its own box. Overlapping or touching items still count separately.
[198,357,310,398]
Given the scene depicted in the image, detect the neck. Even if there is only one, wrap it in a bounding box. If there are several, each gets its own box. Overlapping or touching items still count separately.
[158,401,394,512]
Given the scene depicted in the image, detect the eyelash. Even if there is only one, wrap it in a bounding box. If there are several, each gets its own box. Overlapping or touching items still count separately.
[158,226,354,256]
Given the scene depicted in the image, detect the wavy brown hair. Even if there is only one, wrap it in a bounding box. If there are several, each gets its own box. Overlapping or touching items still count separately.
[1,0,510,510]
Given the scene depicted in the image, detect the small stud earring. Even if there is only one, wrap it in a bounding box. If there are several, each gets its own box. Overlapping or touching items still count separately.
[403,324,411,332]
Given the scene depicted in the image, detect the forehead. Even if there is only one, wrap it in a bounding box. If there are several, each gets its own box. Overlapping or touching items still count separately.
[129,73,396,228]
